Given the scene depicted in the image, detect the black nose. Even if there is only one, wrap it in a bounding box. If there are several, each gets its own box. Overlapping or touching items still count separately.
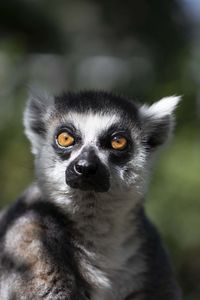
[74,159,98,177]
[66,148,110,192]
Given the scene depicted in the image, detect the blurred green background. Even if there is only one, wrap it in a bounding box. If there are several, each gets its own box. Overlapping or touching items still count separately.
[0,0,199,299]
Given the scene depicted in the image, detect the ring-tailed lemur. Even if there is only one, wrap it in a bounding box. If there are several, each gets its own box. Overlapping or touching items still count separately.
[0,91,182,300]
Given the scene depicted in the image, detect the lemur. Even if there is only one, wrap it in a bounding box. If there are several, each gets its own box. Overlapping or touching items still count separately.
[0,91,181,300]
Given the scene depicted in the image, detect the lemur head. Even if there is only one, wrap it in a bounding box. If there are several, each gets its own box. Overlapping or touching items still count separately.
[24,91,180,205]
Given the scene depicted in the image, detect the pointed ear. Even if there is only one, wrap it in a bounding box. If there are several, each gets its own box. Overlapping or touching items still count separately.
[139,96,181,149]
[23,90,54,155]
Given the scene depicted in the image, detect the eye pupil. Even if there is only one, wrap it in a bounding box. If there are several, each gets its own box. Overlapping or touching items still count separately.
[116,139,122,144]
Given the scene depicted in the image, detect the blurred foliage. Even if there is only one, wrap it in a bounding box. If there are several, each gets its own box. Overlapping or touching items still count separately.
[0,0,65,53]
[0,1,199,299]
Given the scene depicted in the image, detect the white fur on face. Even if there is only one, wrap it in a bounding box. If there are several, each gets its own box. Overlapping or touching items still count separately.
[60,112,146,191]
[33,96,180,208]
[35,112,123,205]
[35,95,181,207]
[67,112,120,145]
[57,111,121,168]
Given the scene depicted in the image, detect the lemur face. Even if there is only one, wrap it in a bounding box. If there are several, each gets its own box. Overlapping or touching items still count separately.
[24,91,180,201]
[52,111,139,193]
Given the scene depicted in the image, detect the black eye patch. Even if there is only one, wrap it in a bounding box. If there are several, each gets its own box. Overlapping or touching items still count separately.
[109,143,133,165]
[52,123,82,160]
[98,124,134,165]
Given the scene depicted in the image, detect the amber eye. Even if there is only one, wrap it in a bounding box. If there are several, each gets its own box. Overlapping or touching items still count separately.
[111,136,128,150]
[57,132,75,148]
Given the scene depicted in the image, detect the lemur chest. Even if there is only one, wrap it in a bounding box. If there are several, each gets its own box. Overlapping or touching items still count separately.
[71,204,144,300]
[2,213,144,300]
[79,240,145,300]
[89,266,144,300]
[2,215,89,299]
[3,217,60,297]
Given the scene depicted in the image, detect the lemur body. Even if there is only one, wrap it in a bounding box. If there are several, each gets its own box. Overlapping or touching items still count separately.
[0,91,181,299]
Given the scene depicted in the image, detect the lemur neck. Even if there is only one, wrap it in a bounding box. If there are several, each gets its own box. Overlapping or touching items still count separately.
[67,190,141,254]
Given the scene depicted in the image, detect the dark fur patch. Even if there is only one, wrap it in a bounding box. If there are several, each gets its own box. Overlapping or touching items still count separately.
[98,123,134,165]
[29,99,46,136]
[137,208,181,300]
[147,117,171,148]
[143,116,171,150]
[0,195,91,299]
[54,91,140,124]
[30,121,46,136]
[52,124,82,160]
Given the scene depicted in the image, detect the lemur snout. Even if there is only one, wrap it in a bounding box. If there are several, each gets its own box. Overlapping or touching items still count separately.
[74,159,98,177]
[66,148,110,192]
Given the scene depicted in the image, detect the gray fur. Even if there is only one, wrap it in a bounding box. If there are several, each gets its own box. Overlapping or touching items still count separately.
[0,91,181,299]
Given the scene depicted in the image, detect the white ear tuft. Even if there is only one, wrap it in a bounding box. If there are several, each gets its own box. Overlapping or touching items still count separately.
[140,96,181,149]
[141,96,181,119]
